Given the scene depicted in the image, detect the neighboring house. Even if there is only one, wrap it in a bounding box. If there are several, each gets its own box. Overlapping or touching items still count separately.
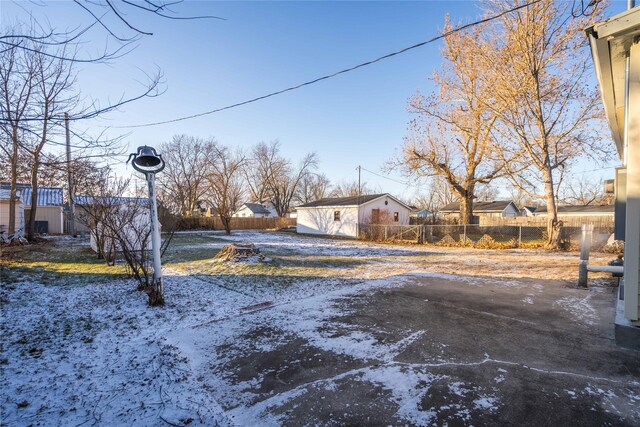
[0,189,25,235]
[533,205,614,217]
[285,209,297,219]
[521,206,539,217]
[588,5,640,342]
[233,203,274,218]
[296,193,412,238]
[411,208,433,219]
[440,200,519,222]
[0,183,64,234]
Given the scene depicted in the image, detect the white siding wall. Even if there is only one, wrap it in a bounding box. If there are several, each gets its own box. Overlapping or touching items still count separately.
[233,206,259,218]
[297,206,358,237]
[359,196,411,225]
[503,204,519,217]
[0,200,25,233]
[31,206,64,234]
[625,41,640,322]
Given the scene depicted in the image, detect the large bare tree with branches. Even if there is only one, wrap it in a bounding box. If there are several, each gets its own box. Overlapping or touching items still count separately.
[205,144,246,235]
[156,135,211,216]
[482,0,608,247]
[401,19,505,224]
[248,141,318,216]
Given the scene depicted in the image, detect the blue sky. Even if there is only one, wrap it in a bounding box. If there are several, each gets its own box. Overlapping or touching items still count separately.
[0,0,629,200]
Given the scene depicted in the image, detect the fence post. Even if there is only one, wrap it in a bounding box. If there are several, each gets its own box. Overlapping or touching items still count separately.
[578,224,593,288]
[463,224,467,244]
[384,225,387,241]
[518,226,522,247]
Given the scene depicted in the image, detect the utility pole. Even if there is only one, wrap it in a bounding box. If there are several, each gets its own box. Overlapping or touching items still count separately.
[65,113,76,237]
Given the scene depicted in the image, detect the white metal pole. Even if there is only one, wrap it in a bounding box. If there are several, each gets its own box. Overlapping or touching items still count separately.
[147,172,163,293]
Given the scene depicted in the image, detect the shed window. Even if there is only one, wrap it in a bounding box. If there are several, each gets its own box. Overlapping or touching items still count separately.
[394,212,399,222]
[334,211,340,221]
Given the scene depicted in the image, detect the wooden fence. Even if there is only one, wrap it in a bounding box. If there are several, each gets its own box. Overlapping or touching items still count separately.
[478,216,614,228]
[178,216,296,231]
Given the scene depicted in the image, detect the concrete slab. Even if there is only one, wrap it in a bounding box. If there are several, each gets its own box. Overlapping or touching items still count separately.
[172,273,640,425]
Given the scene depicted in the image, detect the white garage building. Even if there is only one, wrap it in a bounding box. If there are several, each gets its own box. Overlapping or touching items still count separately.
[296,193,411,238]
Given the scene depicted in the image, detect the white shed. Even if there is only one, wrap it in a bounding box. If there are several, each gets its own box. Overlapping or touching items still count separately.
[0,189,25,236]
[296,193,412,238]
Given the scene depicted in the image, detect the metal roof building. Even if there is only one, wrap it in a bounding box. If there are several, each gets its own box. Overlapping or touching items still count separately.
[0,183,63,207]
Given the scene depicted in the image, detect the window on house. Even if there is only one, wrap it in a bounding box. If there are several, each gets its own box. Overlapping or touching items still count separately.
[334,211,340,221]
[394,212,399,222]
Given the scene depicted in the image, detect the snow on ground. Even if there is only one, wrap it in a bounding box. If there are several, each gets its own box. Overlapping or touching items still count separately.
[0,230,624,425]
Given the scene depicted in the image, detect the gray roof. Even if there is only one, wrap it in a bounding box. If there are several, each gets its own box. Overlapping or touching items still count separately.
[298,194,389,208]
[243,203,272,214]
[0,183,63,206]
[536,205,614,214]
[440,200,516,213]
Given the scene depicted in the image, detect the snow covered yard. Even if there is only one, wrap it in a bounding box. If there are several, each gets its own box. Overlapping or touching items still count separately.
[1,231,638,426]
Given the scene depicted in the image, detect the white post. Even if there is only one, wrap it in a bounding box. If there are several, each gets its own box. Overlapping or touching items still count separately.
[146,172,163,302]
[578,224,593,288]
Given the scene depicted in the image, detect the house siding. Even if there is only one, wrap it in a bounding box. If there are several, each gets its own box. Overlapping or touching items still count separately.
[25,206,64,234]
[359,196,411,225]
[297,206,359,237]
[0,199,25,233]
[625,40,640,321]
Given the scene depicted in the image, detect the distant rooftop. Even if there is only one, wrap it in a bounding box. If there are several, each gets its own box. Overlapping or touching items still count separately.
[440,200,515,213]
[243,203,272,214]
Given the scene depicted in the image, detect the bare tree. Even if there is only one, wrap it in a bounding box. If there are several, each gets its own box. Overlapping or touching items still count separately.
[1,1,224,63]
[205,144,246,235]
[559,176,612,206]
[413,176,457,222]
[244,140,278,204]
[156,135,211,215]
[475,183,499,202]
[329,180,374,198]
[77,176,168,305]
[401,19,505,224]
[296,173,331,204]
[22,43,78,240]
[482,0,608,247]
[0,34,35,236]
[250,141,318,217]
[1,27,158,240]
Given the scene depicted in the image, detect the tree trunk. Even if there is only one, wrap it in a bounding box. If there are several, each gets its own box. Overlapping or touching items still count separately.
[459,193,474,224]
[8,127,19,235]
[27,157,39,240]
[221,215,232,235]
[542,165,562,249]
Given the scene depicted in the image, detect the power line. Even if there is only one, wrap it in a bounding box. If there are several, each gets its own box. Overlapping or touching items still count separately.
[360,166,421,188]
[113,0,543,129]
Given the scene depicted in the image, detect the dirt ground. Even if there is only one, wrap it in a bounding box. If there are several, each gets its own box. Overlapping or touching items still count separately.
[1,231,637,426]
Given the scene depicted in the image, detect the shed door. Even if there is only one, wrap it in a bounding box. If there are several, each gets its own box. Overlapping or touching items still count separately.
[371,209,380,224]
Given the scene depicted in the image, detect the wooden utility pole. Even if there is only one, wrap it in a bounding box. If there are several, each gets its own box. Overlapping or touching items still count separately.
[65,113,76,237]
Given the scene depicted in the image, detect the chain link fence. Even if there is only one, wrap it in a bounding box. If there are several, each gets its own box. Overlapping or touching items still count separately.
[359,223,616,251]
